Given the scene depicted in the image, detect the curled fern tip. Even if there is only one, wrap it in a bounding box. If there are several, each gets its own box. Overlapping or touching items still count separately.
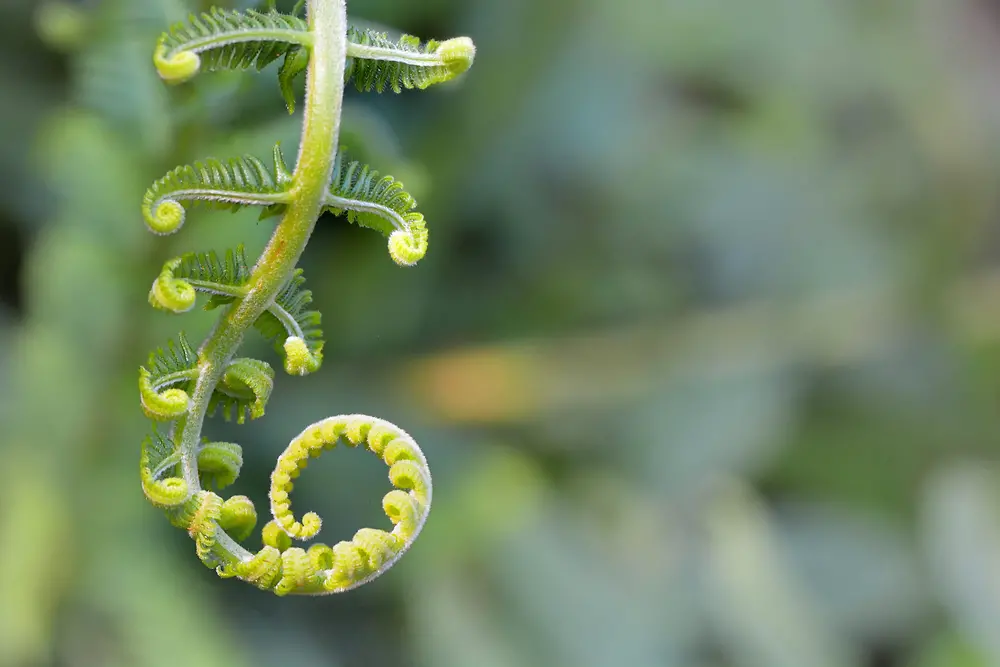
[389,221,428,267]
[145,200,186,235]
[439,37,476,74]
[154,44,201,84]
[283,336,322,376]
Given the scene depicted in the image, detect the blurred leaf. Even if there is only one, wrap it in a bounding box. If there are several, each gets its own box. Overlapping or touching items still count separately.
[922,464,1000,664]
[0,455,71,667]
[700,482,856,667]
[911,632,992,667]
[774,504,928,644]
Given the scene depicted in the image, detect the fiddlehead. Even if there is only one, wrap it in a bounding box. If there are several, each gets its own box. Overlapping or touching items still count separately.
[345,28,476,93]
[154,8,310,85]
[324,150,429,266]
[142,146,293,235]
[138,0,474,596]
[140,432,188,509]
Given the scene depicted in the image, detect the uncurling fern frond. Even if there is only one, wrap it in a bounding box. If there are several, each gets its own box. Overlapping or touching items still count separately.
[144,145,428,266]
[149,246,253,313]
[157,246,325,376]
[324,150,428,266]
[212,358,275,424]
[254,269,325,376]
[140,334,274,424]
[346,27,475,93]
[197,441,244,490]
[140,431,187,508]
[139,335,198,421]
[143,144,293,236]
[137,0,474,597]
[154,8,310,85]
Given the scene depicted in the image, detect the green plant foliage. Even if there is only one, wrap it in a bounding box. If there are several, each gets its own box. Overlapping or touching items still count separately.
[143,143,428,263]
[138,1,473,596]
[142,146,294,235]
[345,27,475,93]
[154,8,310,84]
[13,0,1000,665]
[248,268,325,375]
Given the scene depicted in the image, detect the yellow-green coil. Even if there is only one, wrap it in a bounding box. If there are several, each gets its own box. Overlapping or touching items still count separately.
[282,336,323,376]
[219,495,257,542]
[438,37,476,75]
[250,414,432,594]
[149,258,197,312]
[233,546,283,591]
[196,441,243,490]
[138,367,190,421]
[144,198,187,235]
[154,44,201,84]
[388,217,428,267]
[139,435,188,508]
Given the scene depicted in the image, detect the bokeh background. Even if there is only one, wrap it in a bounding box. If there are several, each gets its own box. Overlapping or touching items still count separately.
[3,0,1000,665]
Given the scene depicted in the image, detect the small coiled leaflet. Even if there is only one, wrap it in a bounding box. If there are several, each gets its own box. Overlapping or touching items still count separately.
[149,258,198,312]
[388,216,428,267]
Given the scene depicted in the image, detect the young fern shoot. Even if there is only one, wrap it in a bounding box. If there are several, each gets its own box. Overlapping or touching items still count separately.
[139,0,474,595]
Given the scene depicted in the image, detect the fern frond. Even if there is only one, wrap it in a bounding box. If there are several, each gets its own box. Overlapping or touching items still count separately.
[141,335,274,424]
[140,431,187,508]
[210,358,275,424]
[138,1,474,596]
[219,495,257,543]
[156,244,325,377]
[254,269,325,376]
[140,334,199,421]
[323,150,429,266]
[143,334,198,382]
[197,441,244,490]
[143,144,294,236]
[196,259,325,376]
[154,8,311,84]
[346,28,475,93]
[149,246,253,313]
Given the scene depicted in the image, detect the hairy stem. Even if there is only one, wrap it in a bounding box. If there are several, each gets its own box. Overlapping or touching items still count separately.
[171,0,347,562]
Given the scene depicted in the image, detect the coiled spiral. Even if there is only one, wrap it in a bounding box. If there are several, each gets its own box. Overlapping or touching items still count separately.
[143,415,431,595]
[204,415,434,595]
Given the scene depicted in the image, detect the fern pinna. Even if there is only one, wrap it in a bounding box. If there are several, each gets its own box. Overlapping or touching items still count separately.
[140,1,474,595]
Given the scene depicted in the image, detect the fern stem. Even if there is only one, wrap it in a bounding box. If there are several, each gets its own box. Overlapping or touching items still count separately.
[151,370,200,390]
[269,303,307,339]
[171,0,348,563]
[183,279,247,298]
[167,27,312,58]
[346,41,445,68]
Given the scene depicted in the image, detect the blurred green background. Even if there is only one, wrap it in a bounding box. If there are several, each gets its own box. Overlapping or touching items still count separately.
[3,0,1000,665]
